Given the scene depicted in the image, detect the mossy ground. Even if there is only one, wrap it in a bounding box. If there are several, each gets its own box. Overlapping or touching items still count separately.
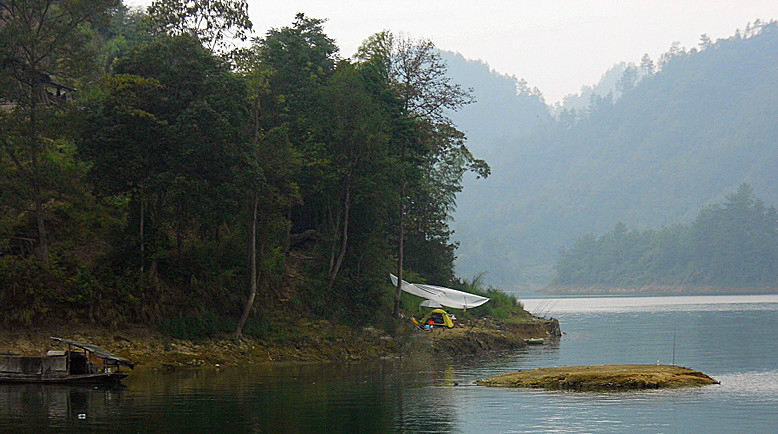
[477,364,719,391]
[0,322,400,370]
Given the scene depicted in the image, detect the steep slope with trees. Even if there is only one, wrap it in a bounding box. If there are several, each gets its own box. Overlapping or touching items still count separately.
[0,4,490,333]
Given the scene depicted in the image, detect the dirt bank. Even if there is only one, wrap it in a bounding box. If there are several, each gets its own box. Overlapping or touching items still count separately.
[0,323,400,370]
[0,317,561,369]
[477,364,719,391]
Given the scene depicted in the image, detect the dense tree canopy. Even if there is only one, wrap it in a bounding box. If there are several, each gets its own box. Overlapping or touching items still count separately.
[0,0,120,264]
[0,5,488,330]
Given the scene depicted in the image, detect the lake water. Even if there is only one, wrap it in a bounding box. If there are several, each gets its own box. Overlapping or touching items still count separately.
[2,294,777,432]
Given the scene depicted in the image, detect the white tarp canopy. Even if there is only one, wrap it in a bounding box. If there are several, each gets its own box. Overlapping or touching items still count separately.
[390,274,489,310]
[419,299,442,308]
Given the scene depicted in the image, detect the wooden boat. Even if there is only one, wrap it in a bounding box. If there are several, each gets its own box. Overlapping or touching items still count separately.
[0,337,134,384]
[524,338,545,345]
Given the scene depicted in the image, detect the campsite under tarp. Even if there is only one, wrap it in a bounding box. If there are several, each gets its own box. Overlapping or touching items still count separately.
[390,274,490,310]
[421,309,455,328]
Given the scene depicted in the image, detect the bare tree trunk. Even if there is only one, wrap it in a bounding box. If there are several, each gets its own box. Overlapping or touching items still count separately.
[236,90,266,337]
[327,204,341,279]
[29,97,50,267]
[139,195,145,278]
[236,193,259,337]
[393,181,406,317]
[328,183,351,289]
[33,177,49,266]
[283,205,292,253]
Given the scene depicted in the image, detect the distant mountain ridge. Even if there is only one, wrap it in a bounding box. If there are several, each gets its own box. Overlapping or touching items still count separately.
[447,21,778,287]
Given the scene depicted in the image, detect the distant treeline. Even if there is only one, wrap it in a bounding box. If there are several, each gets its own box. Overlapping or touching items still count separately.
[451,20,778,286]
[553,184,778,288]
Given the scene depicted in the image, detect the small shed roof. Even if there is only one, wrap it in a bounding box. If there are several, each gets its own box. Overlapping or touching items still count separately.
[50,337,134,369]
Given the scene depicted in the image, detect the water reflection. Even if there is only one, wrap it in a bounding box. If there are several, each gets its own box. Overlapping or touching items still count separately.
[0,383,124,427]
[117,360,462,433]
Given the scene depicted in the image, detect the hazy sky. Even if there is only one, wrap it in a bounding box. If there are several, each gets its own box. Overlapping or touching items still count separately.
[126,0,777,103]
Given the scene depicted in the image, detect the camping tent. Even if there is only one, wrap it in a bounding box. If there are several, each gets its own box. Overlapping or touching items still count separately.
[421,309,454,328]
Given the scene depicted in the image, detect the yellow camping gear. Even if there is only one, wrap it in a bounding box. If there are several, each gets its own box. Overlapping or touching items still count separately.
[420,308,454,329]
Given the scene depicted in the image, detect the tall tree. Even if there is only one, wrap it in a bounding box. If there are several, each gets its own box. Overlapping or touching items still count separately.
[76,35,249,286]
[690,184,778,285]
[147,0,252,52]
[639,53,655,76]
[75,73,167,279]
[258,13,338,138]
[356,32,488,315]
[254,13,342,242]
[312,61,391,289]
[232,47,300,337]
[0,0,119,265]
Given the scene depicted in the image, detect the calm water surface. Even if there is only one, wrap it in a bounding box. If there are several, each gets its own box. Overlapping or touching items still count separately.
[2,294,777,433]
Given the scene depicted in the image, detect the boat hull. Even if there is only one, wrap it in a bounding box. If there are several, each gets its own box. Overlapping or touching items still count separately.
[0,372,128,384]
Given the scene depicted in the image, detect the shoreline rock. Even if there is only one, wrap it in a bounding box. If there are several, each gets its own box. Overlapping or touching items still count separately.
[426,318,561,356]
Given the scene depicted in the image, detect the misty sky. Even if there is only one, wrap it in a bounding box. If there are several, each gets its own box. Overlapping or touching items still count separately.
[126,0,777,103]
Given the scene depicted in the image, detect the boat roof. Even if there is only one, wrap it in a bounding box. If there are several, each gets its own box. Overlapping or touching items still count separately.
[50,337,134,369]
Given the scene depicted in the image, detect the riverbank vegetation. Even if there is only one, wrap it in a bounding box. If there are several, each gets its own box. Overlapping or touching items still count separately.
[550,184,778,292]
[0,0,503,339]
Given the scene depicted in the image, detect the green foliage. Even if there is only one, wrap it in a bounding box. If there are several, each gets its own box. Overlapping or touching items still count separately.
[0,256,62,326]
[553,184,778,287]
[1,11,487,336]
[162,312,225,339]
[147,0,252,51]
[0,0,120,265]
[451,275,529,321]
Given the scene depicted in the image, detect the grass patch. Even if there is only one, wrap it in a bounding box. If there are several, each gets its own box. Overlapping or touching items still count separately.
[478,364,719,391]
[450,274,533,323]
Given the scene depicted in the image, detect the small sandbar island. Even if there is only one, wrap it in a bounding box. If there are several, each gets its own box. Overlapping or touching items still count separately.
[477,364,719,392]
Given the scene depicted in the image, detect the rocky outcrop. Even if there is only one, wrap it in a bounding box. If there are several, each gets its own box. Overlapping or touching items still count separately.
[478,364,720,391]
[424,317,561,356]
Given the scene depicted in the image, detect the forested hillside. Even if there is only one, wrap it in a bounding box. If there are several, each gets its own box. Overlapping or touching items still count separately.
[450,20,778,287]
[0,2,488,331]
[553,185,778,290]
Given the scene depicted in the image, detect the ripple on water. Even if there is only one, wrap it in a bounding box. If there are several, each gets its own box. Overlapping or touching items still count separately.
[714,370,778,397]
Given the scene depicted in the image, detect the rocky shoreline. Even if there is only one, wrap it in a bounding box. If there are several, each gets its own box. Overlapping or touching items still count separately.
[424,318,560,355]
[0,317,561,370]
